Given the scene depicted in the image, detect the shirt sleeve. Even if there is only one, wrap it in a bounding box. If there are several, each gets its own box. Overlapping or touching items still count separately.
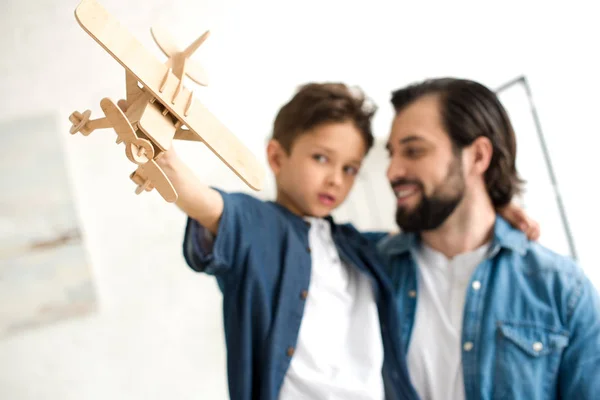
[182,189,265,276]
[558,268,600,398]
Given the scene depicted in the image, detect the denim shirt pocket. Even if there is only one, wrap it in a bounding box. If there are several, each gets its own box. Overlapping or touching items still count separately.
[493,321,569,400]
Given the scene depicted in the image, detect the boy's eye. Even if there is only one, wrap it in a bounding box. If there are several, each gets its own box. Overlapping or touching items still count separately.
[312,154,328,163]
[344,166,359,176]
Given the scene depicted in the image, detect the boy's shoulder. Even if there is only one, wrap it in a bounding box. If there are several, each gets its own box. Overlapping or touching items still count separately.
[216,189,309,230]
[215,189,275,214]
[215,188,263,206]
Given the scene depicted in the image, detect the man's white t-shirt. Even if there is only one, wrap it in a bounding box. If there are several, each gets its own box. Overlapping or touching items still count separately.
[278,217,385,400]
[406,242,490,400]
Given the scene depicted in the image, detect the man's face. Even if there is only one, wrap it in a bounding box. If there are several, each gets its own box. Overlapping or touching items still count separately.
[386,95,466,232]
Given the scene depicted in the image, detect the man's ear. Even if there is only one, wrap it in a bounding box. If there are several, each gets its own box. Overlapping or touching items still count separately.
[468,136,493,176]
[266,139,286,175]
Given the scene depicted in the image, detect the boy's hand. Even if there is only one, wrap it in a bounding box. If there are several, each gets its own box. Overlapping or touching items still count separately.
[116,98,223,234]
[117,99,129,113]
[117,98,179,164]
[498,203,540,241]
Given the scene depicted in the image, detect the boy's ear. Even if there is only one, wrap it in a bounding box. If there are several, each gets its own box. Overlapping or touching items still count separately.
[266,139,286,175]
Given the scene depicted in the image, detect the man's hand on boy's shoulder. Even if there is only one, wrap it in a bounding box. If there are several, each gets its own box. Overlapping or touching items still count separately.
[497,202,541,241]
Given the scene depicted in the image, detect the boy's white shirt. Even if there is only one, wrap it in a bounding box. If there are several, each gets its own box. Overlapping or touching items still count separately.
[278,216,385,400]
[406,241,490,400]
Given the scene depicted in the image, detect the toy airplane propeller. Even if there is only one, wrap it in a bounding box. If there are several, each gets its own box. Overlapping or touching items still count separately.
[68,0,265,202]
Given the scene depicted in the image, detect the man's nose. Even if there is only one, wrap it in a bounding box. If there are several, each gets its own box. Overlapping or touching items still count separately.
[387,158,407,183]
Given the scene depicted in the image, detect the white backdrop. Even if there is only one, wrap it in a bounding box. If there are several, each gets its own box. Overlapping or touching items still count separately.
[1,0,599,398]
[496,79,577,259]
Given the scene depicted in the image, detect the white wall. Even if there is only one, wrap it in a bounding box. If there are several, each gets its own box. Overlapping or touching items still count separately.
[1,0,599,398]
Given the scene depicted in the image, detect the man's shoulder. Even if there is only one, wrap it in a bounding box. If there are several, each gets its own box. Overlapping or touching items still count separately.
[505,239,599,326]
[499,239,589,313]
[521,240,583,280]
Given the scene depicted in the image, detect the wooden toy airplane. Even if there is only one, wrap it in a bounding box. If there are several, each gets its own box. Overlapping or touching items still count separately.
[68,0,265,202]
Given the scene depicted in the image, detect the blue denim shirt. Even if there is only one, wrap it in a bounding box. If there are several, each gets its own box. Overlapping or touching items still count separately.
[182,190,418,400]
[376,216,600,400]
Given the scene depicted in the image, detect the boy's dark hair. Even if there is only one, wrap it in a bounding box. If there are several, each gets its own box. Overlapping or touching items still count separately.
[272,82,376,153]
[390,77,524,208]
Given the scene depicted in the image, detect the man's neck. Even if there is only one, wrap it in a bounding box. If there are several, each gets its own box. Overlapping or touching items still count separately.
[420,192,496,260]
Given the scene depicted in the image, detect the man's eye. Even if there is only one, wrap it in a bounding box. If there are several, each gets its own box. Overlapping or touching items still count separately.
[404,148,424,158]
[313,154,328,163]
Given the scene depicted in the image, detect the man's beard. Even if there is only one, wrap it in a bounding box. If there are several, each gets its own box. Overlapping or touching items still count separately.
[393,157,465,233]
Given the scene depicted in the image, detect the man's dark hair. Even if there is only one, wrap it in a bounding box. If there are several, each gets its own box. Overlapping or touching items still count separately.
[272,82,376,153]
[390,77,524,208]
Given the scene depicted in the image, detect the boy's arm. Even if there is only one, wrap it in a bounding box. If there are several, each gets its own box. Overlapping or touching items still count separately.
[117,99,222,235]
[119,100,265,277]
[164,148,258,276]
[155,148,223,235]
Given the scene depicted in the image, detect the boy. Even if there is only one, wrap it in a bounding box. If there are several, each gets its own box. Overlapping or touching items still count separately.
[154,82,416,400]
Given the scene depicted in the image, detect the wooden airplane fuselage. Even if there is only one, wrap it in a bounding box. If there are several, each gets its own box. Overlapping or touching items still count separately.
[70,0,265,202]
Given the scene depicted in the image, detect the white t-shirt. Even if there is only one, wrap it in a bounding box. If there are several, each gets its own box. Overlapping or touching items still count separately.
[406,242,490,400]
[278,217,385,400]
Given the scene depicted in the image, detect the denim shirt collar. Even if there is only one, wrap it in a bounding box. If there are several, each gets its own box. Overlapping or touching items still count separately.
[267,200,338,234]
[382,215,529,257]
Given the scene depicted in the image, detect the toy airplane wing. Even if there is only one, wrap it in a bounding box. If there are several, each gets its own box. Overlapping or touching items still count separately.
[74,0,265,191]
[130,160,178,203]
[125,71,143,104]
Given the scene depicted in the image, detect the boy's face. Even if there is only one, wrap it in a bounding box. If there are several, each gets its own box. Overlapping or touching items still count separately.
[268,121,366,218]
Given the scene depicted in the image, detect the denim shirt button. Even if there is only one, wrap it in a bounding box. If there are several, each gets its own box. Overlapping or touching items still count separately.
[287,347,295,357]
[408,290,417,298]
[300,290,308,300]
[533,342,544,352]
[463,341,474,351]
[472,280,481,290]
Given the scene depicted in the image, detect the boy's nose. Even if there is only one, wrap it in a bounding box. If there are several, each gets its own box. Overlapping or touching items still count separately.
[327,169,344,187]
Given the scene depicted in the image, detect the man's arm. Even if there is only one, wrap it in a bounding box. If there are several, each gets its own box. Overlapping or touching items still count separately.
[558,272,600,398]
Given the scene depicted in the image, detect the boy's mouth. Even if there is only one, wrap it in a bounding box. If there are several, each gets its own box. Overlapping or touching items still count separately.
[318,193,336,206]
